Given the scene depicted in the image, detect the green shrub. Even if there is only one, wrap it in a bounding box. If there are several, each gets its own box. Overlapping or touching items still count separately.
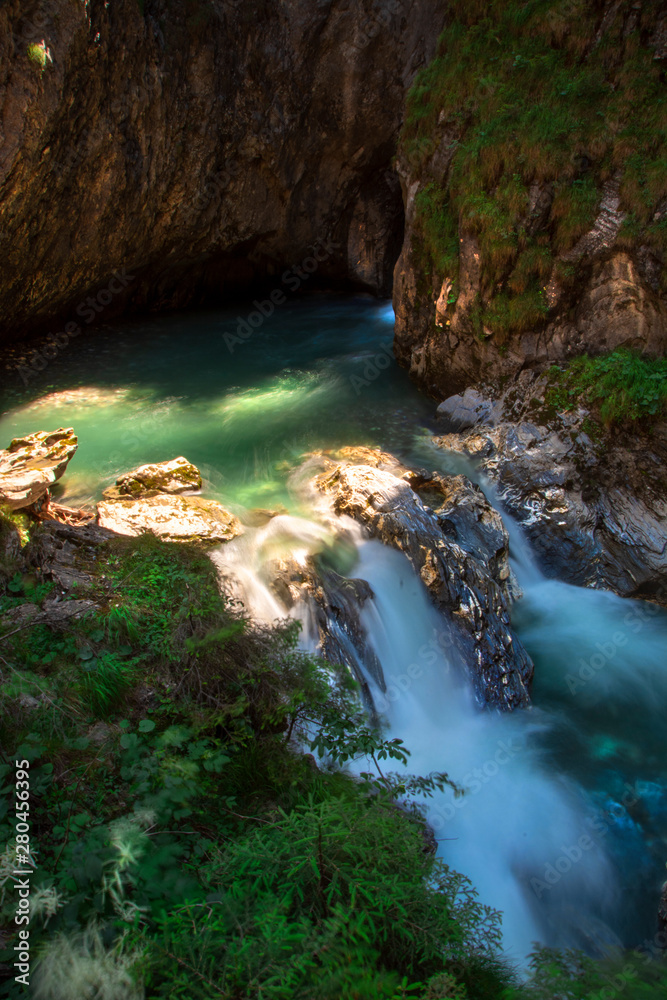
[546,348,667,427]
[141,794,505,999]
[482,287,549,341]
[2,531,665,998]
[415,183,461,281]
[505,946,667,1000]
[0,534,513,999]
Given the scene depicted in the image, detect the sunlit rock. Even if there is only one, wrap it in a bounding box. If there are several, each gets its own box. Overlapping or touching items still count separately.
[109,456,202,498]
[97,493,243,544]
[0,428,78,510]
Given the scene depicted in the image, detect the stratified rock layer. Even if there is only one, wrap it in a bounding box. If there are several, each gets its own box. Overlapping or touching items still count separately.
[393,1,667,399]
[0,428,77,509]
[434,376,667,602]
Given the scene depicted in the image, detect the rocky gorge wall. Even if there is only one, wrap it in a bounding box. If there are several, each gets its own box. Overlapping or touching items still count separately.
[387,0,667,604]
[394,0,667,399]
[0,0,446,343]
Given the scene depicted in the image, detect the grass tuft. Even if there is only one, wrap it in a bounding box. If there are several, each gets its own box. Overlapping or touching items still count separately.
[547,348,667,427]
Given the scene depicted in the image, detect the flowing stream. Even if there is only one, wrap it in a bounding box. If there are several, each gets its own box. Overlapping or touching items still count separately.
[1,295,666,962]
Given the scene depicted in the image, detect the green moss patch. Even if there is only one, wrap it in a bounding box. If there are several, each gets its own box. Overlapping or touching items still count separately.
[547,348,667,426]
[401,0,667,336]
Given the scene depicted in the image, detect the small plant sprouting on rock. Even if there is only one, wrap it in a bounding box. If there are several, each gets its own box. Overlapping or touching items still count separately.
[27,40,53,72]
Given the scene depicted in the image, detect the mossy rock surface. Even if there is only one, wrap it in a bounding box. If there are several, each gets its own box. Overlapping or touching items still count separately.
[112,457,203,498]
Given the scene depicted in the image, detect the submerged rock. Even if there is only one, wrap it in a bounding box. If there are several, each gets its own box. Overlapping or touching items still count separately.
[240,507,289,528]
[0,428,77,510]
[97,493,242,544]
[311,451,533,710]
[110,457,202,498]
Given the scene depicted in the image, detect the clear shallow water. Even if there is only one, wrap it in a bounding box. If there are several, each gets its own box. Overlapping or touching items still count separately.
[0,296,432,511]
[2,294,666,960]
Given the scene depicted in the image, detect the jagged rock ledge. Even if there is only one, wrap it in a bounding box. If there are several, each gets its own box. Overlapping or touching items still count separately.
[0,428,78,510]
[432,374,667,604]
[302,446,533,710]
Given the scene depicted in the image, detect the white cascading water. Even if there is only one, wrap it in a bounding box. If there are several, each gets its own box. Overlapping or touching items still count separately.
[212,498,652,962]
[341,539,621,959]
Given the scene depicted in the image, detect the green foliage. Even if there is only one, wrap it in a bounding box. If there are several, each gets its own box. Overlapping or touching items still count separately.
[2,532,665,997]
[415,183,461,281]
[482,287,549,341]
[546,348,667,427]
[141,794,503,999]
[0,573,53,611]
[505,946,667,999]
[401,0,667,332]
[0,534,512,999]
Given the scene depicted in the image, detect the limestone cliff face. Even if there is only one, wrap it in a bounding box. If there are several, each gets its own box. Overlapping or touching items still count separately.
[393,0,667,399]
[0,0,446,342]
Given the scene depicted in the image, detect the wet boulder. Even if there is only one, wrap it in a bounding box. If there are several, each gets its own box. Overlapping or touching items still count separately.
[406,470,518,600]
[314,457,533,710]
[265,553,385,705]
[436,388,499,431]
[434,385,667,604]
